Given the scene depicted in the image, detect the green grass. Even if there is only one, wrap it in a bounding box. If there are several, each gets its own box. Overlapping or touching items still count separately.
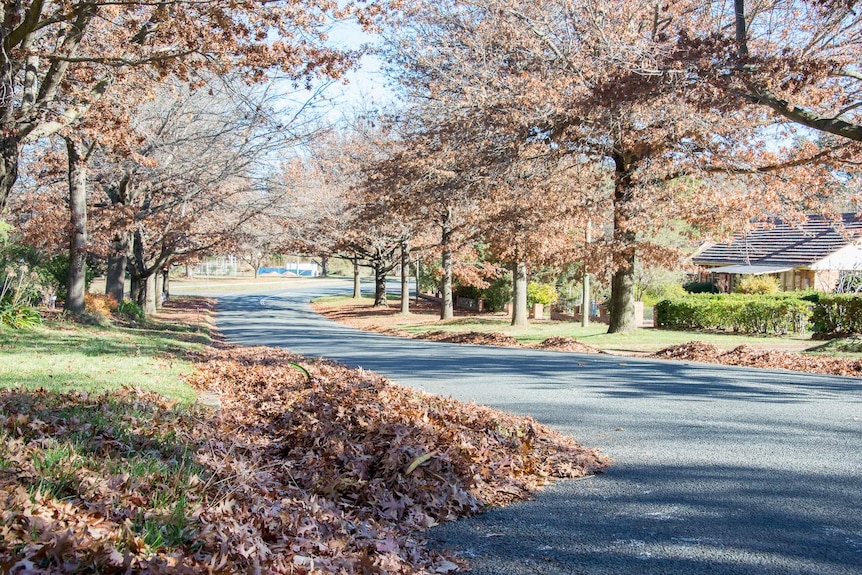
[0,297,221,562]
[312,294,839,354]
[0,310,205,402]
[805,336,862,358]
[313,294,365,304]
[401,317,822,353]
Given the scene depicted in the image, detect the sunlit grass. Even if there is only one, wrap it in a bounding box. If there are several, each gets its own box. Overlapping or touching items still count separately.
[0,308,206,402]
[313,293,835,354]
[805,336,862,358]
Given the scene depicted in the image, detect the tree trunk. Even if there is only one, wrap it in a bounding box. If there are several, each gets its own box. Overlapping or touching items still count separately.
[373,262,387,307]
[0,136,21,212]
[130,275,143,305]
[130,228,147,309]
[352,258,362,298]
[144,274,157,316]
[581,269,591,328]
[608,150,637,334]
[105,232,130,302]
[320,255,329,277]
[162,268,170,301]
[511,260,529,327]
[440,209,454,320]
[608,252,636,333]
[154,272,164,310]
[581,222,591,328]
[106,253,126,302]
[400,238,410,315]
[64,137,88,315]
[414,258,421,305]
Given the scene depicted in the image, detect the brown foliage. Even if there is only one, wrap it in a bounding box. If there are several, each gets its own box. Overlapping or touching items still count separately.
[416,331,522,347]
[0,345,608,574]
[536,337,600,354]
[651,343,862,378]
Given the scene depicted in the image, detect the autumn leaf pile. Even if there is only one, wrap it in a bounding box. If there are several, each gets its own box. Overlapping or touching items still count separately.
[1,346,608,574]
[536,337,600,354]
[416,331,522,347]
[651,342,862,377]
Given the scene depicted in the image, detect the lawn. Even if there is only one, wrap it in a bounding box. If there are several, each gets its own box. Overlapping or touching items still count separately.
[0,298,211,402]
[0,294,606,573]
[310,294,828,355]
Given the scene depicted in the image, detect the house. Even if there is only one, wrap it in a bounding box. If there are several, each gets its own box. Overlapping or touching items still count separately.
[692,213,862,292]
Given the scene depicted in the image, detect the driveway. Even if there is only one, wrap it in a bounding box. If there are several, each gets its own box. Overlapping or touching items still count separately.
[190,279,862,575]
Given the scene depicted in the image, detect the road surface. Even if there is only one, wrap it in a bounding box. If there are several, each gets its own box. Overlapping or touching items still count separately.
[185,279,862,575]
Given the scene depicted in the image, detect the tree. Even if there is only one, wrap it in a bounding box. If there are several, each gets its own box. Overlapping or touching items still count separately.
[697,0,862,143]
[0,0,363,211]
[364,106,507,319]
[480,151,601,326]
[3,1,381,316]
[74,72,324,313]
[381,0,845,333]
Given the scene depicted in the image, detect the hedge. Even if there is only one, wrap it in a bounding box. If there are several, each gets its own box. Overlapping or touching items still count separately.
[654,294,812,335]
[810,294,862,335]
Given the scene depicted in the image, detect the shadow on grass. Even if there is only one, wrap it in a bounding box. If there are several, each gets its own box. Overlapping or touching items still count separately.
[805,336,862,355]
[0,298,212,359]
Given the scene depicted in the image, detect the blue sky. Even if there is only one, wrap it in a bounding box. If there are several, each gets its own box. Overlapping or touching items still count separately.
[324,18,395,115]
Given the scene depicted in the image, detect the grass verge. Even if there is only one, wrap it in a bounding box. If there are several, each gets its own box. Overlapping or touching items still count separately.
[1,294,609,573]
[310,295,824,355]
[0,297,211,402]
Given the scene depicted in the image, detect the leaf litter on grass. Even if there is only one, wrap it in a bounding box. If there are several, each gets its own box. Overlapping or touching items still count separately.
[0,345,609,574]
[652,342,862,377]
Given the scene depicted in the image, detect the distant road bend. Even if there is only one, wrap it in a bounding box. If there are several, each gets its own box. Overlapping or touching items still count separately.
[196,279,862,575]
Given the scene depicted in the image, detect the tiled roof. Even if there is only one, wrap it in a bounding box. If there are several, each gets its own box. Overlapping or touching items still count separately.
[693,213,862,267]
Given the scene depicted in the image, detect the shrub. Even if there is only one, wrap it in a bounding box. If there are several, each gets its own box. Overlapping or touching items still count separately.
[734,275,780,295]
[482,276,512,312]
[643,282,687,307]
[654,293,812,335]
[85,293,119,317]
[0,301,41,329]
[527,282,559,306]
[683,280,719,294]
[454,284,482,300]
[1,257,42,329]
[811,294,862,335]
[416,260,441,294]
[117,299,145,322]
[38,254,97,301]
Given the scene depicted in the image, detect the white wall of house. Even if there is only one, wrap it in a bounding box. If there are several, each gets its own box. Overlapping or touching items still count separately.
[810,242,862,271]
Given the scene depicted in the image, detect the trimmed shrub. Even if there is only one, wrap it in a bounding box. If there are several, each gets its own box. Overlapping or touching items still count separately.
[811,294,862,335]
[655,293,812,335]
[643,282,687,307]
[683,281,719,294]
[734,275,780,295]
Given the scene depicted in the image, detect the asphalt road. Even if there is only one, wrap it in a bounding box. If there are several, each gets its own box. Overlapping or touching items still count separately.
[190,279,862,575]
